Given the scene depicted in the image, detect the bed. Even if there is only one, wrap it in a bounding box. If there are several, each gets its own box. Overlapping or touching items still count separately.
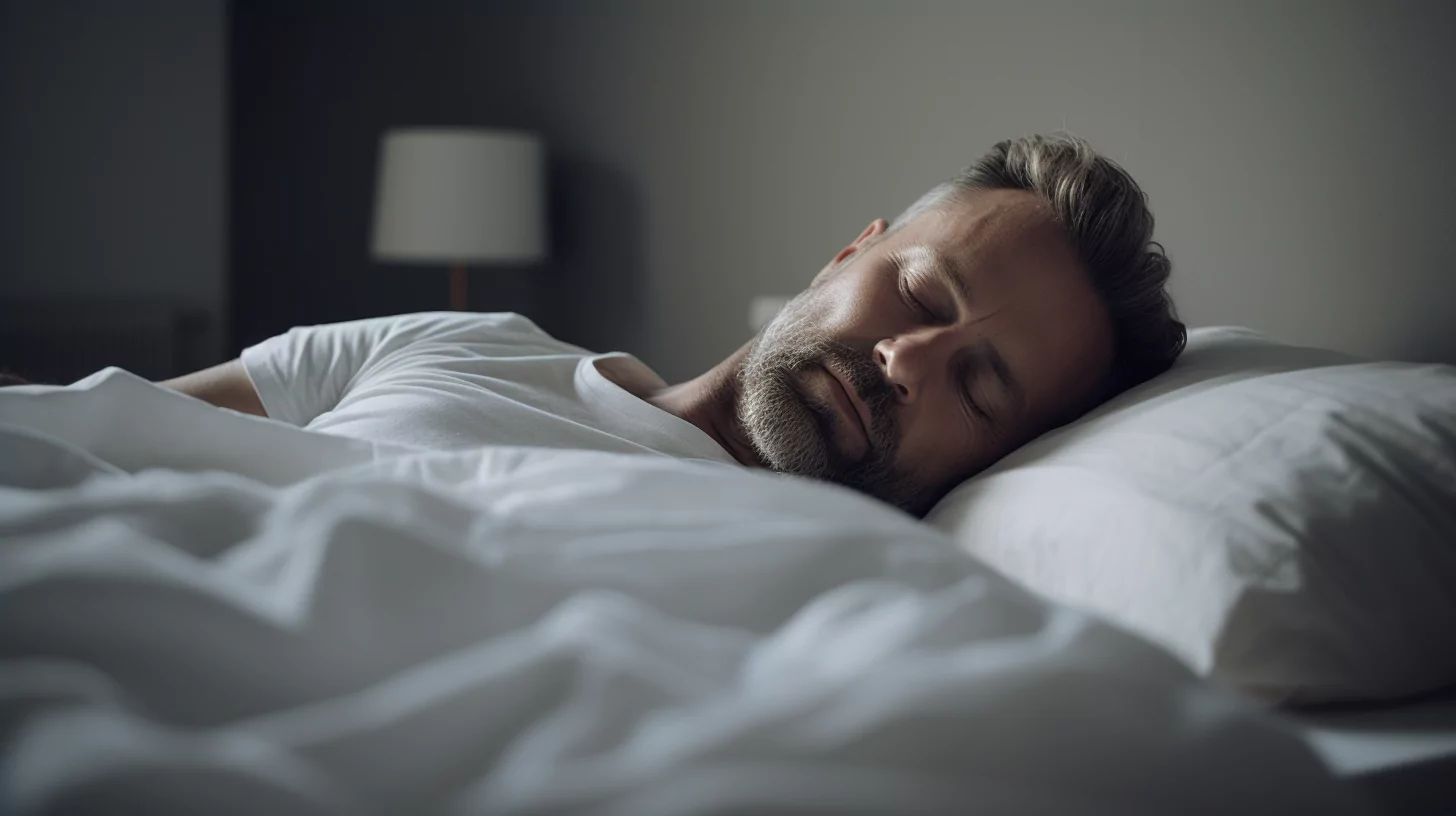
[2,325,1453,814]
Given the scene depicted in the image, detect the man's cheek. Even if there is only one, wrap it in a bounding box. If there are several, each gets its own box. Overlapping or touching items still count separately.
[812,293,882,341]
[898,415,961,483]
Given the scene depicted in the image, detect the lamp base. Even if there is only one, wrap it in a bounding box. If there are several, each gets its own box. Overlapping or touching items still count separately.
[449,265,468,311]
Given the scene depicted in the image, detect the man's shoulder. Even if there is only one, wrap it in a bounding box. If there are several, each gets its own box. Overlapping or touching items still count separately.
[393,310,549,337]
[380,311,594,356]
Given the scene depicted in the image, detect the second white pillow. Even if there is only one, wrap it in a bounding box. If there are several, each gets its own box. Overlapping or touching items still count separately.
[926,328,1456,704]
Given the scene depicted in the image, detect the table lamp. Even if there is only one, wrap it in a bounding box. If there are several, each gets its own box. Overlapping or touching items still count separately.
[370,128,546,310]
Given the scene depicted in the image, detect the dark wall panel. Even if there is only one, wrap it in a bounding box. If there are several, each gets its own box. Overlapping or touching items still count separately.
[231,4,530,352]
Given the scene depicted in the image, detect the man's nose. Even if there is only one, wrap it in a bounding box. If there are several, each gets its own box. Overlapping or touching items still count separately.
[872,328,954,404]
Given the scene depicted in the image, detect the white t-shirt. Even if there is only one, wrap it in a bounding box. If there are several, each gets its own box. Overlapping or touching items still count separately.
[240,311,736,465]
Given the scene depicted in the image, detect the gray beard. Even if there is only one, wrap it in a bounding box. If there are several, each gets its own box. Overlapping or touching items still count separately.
[736,295,920,512]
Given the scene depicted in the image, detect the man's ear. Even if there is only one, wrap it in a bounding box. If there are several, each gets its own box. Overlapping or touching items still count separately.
[812,218,889,286]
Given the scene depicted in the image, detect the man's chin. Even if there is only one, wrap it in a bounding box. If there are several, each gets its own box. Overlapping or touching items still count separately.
[749,434,831,482]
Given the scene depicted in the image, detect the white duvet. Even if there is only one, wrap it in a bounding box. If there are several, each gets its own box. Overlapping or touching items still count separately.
[0,370,1370,815]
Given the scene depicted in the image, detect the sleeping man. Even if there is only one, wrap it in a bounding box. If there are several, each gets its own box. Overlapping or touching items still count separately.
[164,133,1186,516]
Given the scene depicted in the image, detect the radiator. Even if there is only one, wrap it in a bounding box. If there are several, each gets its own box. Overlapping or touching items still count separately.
[0,300,211,385]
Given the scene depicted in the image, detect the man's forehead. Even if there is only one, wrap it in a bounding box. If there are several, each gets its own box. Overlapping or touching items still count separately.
[891,192,1077,298]
[896,188,1062,262]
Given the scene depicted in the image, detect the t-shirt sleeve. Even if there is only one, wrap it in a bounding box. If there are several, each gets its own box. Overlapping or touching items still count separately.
[239,316,392,426]
[240,311,561,426]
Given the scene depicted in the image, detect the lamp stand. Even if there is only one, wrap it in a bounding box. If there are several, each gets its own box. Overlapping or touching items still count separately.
[449,264,469,311]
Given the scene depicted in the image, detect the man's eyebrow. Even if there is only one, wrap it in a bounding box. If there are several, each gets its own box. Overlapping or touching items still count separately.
[899,244,974,306]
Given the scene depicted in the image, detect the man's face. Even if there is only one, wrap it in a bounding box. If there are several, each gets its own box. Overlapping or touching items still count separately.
[738,188,1115,515]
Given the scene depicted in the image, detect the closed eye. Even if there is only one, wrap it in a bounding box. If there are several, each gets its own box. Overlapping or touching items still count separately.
[955,353,991,425]
[898,272,934,322]
[964,393,990,424]
[891,245,967,322]
[958,343,1025,429]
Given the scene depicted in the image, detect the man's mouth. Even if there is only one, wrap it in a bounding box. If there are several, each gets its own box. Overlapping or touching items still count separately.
[816,362,874,458]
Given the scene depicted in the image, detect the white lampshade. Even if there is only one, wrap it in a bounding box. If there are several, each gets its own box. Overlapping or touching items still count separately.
[370,128,546,263]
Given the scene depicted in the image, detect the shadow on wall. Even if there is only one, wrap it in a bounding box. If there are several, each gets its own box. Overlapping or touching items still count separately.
[535,156,648,359]
[1401,324,1456,369]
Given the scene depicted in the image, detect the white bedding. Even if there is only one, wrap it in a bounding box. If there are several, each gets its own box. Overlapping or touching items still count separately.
[0,370,1374,814]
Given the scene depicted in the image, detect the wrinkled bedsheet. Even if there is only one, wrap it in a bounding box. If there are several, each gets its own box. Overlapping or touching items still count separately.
[0,370,1372,814]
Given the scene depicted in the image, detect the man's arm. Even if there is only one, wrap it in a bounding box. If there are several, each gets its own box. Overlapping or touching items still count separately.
[160,359,268,417]
[167,313,486,425]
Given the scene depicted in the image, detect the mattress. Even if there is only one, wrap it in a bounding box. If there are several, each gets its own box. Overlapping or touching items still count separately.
[1293,687,1456,814]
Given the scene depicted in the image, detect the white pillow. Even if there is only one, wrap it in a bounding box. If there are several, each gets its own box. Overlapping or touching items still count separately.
[926,327,1456,704]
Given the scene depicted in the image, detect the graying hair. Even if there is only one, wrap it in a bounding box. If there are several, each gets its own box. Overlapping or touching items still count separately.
[891,133,1186,398]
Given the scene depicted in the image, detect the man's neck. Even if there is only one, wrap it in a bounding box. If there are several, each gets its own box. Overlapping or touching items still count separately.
[642,343,765,468]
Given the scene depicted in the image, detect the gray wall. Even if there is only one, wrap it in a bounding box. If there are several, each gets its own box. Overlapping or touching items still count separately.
[501,0,1456,380]
[0,0,226,363]
[8,2,1447,381]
